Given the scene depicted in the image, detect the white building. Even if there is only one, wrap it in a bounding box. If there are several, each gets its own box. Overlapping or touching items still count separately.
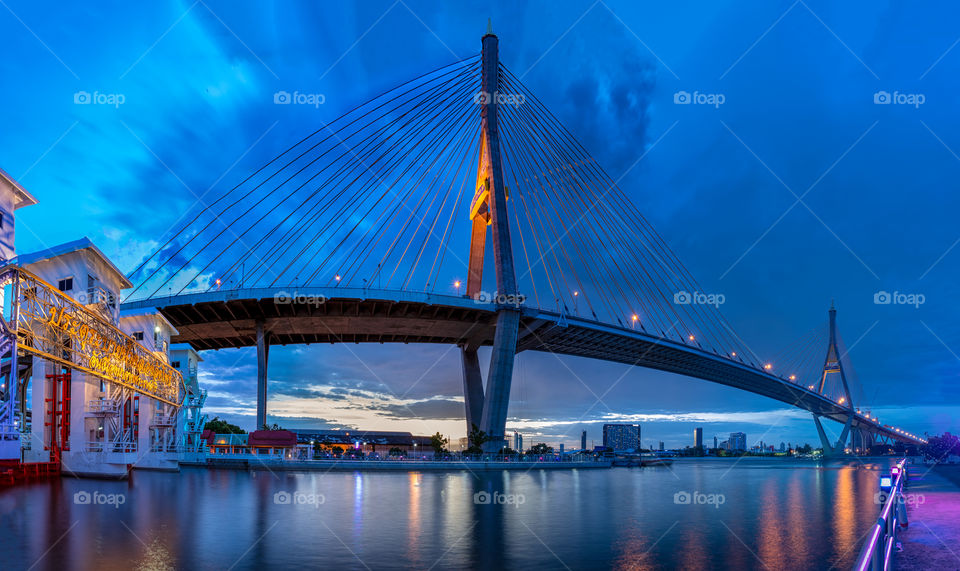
[0,170,203,476]
[0,168,38,262]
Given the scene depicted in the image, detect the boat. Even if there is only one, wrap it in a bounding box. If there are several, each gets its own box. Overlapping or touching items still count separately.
[640,454,674,467]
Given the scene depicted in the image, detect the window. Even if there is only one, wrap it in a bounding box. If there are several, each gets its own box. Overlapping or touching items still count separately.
[99,380,105,392]
[58,277,73,292]
[171,360,181,369]
[132,331,144,341]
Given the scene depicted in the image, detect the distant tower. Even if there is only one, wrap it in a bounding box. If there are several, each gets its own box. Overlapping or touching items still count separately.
[580,430,587,451]
[659,441,664,451]
[694,427,703,449]
[714,435,718,449]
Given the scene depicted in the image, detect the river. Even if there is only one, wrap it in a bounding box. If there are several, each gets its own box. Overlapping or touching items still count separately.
[1,457,896,570]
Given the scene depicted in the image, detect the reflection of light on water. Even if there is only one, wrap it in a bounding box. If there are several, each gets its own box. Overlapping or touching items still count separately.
[354,473,363,529]
[758,473,786,566]
[786,471,807,565]
[407,473,422,565]
[832,466,856,553]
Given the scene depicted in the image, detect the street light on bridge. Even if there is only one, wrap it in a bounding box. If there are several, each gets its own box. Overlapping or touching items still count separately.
[454,280,461,295]
[631,314,638,329]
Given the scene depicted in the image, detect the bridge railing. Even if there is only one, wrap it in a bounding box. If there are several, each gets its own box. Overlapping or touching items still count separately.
[853,458,908,571]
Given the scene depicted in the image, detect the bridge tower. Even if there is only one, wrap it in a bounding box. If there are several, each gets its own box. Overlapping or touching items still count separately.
[460,20,522,452]
[812,302,855,457]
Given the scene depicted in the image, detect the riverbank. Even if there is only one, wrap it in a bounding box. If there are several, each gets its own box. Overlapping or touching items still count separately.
[896,465,960,570]
[188,457,613,471]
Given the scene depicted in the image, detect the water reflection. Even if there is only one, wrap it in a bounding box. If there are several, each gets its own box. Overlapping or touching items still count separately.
[1,458,895,570]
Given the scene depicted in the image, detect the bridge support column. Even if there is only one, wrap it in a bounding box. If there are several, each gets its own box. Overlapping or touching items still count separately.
[813,413,853,457]
[475,25,520,453]
[480,310,520,451]
[256,320,269,430]
[460,346,485,436]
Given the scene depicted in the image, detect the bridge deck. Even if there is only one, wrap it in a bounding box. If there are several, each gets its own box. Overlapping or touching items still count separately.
[122,287,913,444]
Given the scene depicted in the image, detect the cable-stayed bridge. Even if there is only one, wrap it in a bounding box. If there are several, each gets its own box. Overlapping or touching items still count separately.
[122,25,924,454]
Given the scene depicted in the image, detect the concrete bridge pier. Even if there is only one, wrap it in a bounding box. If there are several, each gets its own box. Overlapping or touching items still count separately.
[813,413,852,457]
[474,25,520,452]
[460,345,485,435]
[256,319,270,430]
[479,310,520,451]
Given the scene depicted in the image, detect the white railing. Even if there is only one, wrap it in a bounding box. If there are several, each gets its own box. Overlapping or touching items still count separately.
[853,459,908,571]
[151,414,176,426]
[86,399,121,415]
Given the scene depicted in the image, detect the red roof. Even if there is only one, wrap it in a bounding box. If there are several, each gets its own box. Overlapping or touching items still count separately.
[248,430,297,447]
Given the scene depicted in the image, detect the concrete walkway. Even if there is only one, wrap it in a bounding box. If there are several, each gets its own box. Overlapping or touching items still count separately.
[896,465,960,570]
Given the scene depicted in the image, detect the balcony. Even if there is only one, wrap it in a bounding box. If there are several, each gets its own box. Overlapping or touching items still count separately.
[86,399,121,415]
[151,414,176,427]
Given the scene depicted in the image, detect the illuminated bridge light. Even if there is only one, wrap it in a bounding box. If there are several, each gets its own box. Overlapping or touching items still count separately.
[573,291,579,297]
[838,397,845,404]
[764,363,772,370]
[454,280,461,288]
[688,334,695,342]
[788,374,796,381]
[335,274,341,281]
[808,385,815,390]
[731,351,737,357]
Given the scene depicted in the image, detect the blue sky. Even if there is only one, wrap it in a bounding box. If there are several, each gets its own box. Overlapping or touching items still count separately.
[2,0,959,448]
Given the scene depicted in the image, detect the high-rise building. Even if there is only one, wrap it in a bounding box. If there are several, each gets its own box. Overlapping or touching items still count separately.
[580,430,587,451]
[694,427,703,450]
[513,431,523,452]
[713,436,718,449]
[780,442,786,452]
[659,441,664,451]
[602,424,640,451]
[728,432,747,451]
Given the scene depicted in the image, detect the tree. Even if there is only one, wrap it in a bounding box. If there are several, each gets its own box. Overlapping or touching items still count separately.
[261,423,284,431]
[922,433,960,460]
[528,443,553,455]
[499,447,516,455]
[388,447,404,457]
[204,417,245,434]
[430,432,449,455]
[466,423,490,454]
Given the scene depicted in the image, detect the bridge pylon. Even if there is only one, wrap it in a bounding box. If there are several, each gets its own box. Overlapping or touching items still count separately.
[813,302,856,457]
[460,22,521,452]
